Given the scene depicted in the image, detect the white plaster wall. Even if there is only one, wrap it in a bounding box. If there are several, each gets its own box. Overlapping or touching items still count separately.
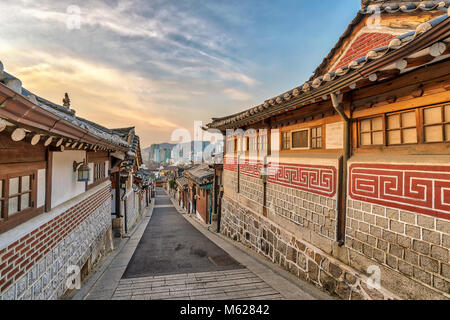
[87,163,94,185]
[51,150,86,208]
[37,169,46,208]
[326,121,344,149]
[105,161,109,176]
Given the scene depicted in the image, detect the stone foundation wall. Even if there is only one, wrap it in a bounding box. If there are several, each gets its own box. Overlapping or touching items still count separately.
[125,191,142,233]
[267,183,338,240]
[223,169,237,194]
[221,196,398,300]
[0,183,113,300]
[346,161,450,298]
[221,193,449,300]
[240,174,264,206]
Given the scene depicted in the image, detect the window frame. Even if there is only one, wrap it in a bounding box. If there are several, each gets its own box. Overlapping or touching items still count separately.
[281,131,290,150]
[0,169,42,234]
[257,132,267,152]
[310,125,324,150]
[356,103,450,149]
[385,109,419,146]
[358,115,385,147]
[422,104,450,144]
[290,129,310,150]
[87,160,109,190]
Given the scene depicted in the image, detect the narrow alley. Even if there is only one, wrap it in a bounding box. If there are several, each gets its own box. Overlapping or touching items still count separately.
[81,188,331,300]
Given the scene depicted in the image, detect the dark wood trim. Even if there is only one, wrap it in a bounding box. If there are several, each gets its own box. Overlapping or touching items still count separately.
[0,206,44,234]
[45,150,53,212]
[0,162,46,175]
[115,171,121,218]
[337,156,345,243]
[0,169,42,234]
[86,151,109,163]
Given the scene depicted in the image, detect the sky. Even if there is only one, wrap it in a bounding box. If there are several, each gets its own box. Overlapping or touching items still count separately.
[0,0,360,147]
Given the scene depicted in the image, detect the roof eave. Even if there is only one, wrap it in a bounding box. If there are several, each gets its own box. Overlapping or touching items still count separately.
[0,83,129,152]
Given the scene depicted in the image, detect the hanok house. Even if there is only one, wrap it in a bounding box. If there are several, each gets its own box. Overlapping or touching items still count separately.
[207,1,450,300]
[175,176,189,210]
[134,168,153,209]
[0,62,142,300]
[183,164,215,224]
[109,127,147,236]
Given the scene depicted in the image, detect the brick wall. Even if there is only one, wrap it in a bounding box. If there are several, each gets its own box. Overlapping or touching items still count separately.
[240,175,263,205]
[332,32,395,72]
[0,183,112,300]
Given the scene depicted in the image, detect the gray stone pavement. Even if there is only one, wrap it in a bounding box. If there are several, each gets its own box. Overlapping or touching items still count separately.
[75,188,333,300]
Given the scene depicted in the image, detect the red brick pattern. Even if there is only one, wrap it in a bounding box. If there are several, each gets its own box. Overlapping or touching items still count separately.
[224,156,237,172]
[0,186,110,293]
[332,32,395,72]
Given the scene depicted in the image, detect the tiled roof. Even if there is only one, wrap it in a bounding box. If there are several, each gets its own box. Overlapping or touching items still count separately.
[207,9,450,130]
[360,1,450,14]
[111,127,141,158]
[183,163,214,186]
[0,67,129,148]
[176,177,189,188]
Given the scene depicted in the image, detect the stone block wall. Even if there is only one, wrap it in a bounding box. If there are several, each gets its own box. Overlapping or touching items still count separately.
[0,183,113,300]
[219,157,450,299]
[125,191,139,233]
[240,174,264,205]
[346,199,449,296]
[221,196,397,300]
[346,162,450,298]
[267,183,337,240]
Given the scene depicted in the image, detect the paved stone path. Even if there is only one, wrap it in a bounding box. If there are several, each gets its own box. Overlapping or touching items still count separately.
[121,192,243,279]
[112,269,283,300]
[80,188,333,300]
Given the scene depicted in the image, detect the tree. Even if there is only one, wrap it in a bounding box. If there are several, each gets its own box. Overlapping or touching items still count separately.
[169,178,176,190]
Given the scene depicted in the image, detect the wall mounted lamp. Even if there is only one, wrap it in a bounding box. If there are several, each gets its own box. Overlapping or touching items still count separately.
[73,160,90,182]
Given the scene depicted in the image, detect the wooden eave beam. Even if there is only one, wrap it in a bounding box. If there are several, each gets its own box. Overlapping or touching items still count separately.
[214,16,450,131]
[0,84,128,152]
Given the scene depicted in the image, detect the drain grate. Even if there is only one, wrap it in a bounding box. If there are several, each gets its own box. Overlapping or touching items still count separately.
[208,255,239,267]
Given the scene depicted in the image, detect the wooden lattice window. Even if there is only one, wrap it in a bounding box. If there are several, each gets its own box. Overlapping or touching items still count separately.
[0,172,37,224]
[226,136,235,153]
[386,110,417,145]
[258,133,267,151]
[281,132,290,150]
[311,126,323,149]
[249,136,257,151]
[359,116,384,146]
[94,162,106,182]
[423,105,450,143]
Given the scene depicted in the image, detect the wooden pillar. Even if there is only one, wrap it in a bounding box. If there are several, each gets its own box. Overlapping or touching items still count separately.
[45,150,53,212]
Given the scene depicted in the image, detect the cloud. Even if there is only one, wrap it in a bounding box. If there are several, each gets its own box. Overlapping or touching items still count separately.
[0,0,263,146]
[222,88,252,101]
